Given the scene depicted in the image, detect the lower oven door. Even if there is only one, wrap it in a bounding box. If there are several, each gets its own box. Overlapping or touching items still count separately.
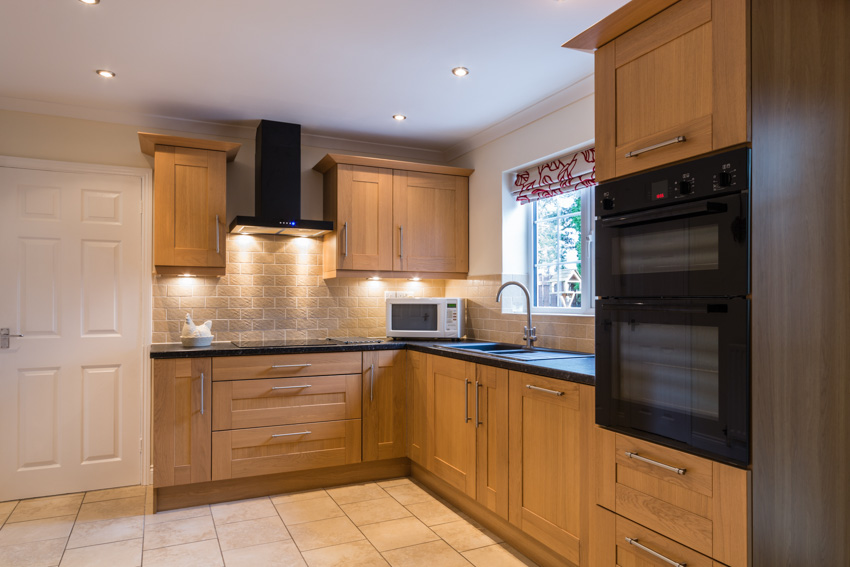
[596,299,750,466]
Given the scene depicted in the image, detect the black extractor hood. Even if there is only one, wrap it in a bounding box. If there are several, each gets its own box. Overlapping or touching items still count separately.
[229,120,333,237]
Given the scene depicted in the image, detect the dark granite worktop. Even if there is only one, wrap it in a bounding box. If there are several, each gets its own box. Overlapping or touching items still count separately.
[149,339,595,386]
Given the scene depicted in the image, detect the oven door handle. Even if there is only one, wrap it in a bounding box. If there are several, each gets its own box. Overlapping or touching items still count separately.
[600,200,728,228]
[600,302,729,314]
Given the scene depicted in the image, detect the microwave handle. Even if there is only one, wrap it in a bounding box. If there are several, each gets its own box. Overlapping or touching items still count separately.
[600,200,728,228]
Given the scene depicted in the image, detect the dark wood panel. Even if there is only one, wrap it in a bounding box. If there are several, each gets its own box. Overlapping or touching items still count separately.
[751,0,850,564]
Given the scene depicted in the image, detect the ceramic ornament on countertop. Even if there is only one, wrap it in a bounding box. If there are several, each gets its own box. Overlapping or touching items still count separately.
[181,313,214,347]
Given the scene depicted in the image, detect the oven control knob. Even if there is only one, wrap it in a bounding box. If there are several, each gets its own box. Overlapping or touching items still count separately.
[678,180,692,195]
[718,171,733,186]
[602,198,615,210]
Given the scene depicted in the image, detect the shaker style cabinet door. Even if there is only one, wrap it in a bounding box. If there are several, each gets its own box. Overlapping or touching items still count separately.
[475,365,509,520]
[362,350,406,461]
[406,350,429,466]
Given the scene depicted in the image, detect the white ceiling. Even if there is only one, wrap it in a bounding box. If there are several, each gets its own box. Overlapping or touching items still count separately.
[1,0,628,154]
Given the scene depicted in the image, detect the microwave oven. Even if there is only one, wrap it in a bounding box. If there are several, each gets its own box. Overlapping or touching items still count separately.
[386,298,463,339]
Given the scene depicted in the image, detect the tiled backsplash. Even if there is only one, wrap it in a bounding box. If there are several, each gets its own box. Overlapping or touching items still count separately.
[152,234,594,353]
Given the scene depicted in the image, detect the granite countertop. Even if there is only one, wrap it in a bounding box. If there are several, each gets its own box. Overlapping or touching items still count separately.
[149,339,595,386]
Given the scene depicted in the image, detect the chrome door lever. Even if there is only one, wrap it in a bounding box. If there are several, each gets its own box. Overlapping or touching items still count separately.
[1,328,24,349]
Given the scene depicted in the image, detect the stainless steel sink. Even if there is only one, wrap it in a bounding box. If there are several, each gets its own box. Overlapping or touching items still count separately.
[436,343,592,362]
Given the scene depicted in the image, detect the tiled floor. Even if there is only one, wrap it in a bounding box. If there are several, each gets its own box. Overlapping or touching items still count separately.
[0,478,538,567]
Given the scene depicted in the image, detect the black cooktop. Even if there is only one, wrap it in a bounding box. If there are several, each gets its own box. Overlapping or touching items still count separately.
[231,337,385,348]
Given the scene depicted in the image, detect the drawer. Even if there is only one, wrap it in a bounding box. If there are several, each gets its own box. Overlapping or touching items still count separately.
[597,430,750,566]
[212,374,361,431]
[615,511,716,567]
[212,352,361,381]
[212,420,361,480]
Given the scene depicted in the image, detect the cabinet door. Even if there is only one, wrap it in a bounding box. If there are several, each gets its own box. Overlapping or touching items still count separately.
[153,145,226,269]
[407,350,428,465]
[595,0,748,180]
[427,355,476,498]
[333,165,394,271]
[475,365,509,520]
[362,350,406,461]
[508,373,592,566]
[153,358,212,487]
[393,171,468,273]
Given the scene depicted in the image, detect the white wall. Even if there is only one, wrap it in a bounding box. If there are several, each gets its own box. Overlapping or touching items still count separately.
[448,95,595,276]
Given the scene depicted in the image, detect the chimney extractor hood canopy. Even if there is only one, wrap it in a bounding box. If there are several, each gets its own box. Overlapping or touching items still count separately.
[228,120,333,237]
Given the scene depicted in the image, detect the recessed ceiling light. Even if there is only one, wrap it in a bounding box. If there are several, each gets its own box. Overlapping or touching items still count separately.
[452,67,469,77]
[79,0,100,4]
[96,69,116,78]
[392,114,406,121]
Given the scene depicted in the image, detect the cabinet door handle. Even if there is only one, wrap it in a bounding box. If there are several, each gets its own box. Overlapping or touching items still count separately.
[399,225,404,259]
[464,379,471,423]
[215,214,220,254]
[271,363,312,369]
[625,451,687,475]
[200,372,205,415]
[370,363,375,402]
[624,136,686,158]
[343,222,348,257]
[526,384,564,396]
[625,538,686,567]
[272,431,311,438]
[474,380,482,428]
[271,385,312,390]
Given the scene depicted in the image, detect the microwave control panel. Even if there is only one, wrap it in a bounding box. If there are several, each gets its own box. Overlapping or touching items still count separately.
[445,302,459,333]
[597,147,751,216]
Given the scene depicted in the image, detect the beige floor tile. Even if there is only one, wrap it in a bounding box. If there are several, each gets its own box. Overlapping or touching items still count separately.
[275,495,344,526]
[0,515,75,547]
[58,538,142,567]
[287,516,365,552]
[301,539,389,567]
[83,485,146,504]
[382,540,472,567]
[142,514,217,550]
[326,483,388,505]
[215,515,291,552]
[430,520,498,552]
[141,538,223,567]
[359,516,439,552]
[462,544,537,567]
[0,536,67,567]
[382,484,434,506]
[6,494,83,524]
[270,489,328,506]
[144,504,210,526]
[211,498,277,526]
[405,499,461,526]
[67,516,143,549]
[0,503,18,527]
[221,540,306,567]
[376,478,411,489]
[340,497,411,526]
[75,496,145,524]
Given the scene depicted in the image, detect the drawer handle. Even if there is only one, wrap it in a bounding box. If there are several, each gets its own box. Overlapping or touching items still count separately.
[200,372,205,415]
[526,384,564,396]
[625,451,686,475]
[625,136,686,158]
[272,431,311,438]
[625,537,686,567]
[271,385,312,390]
[271,363,312,369]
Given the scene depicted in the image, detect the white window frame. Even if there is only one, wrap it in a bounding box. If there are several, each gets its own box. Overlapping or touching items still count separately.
[527,186,595,316]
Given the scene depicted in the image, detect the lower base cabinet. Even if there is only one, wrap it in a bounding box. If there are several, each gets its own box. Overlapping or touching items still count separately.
[362,350,406,461]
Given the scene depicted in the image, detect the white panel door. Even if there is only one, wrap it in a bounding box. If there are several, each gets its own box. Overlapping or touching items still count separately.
[0,166,143,501]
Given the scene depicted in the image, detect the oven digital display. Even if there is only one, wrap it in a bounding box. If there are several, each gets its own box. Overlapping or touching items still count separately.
[651,180,668,201]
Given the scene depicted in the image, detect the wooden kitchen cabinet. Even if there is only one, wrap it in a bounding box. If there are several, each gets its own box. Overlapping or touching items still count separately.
[362,350,406,461]
[153,358,212,488]
[406,350,428,466]
[566,0,749,181]
[139,133,240,276]
[314,154,473,279]
[474,364,509,520]
[508,372,594,566]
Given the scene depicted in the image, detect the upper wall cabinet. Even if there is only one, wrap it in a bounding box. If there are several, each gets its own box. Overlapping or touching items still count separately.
[564,0,749,181]
[314,154,472,279]
[139,133,241,276]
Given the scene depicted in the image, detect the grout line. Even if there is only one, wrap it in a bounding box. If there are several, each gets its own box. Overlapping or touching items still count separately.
[55,492,85,567]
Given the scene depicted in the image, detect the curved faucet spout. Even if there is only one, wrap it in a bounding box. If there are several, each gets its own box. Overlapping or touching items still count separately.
[495,281,537,349]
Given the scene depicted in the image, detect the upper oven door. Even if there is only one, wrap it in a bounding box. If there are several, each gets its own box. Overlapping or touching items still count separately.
[596,191,749,298]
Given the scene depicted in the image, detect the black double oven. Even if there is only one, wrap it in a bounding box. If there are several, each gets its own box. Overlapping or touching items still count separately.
[595,148,750,467]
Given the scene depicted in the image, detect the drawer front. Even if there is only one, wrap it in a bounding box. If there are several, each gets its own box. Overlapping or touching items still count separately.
[212,352,361,381]
[615,435,713,499]
[615,513,715,567]
[212,374,362,431]
[212,420,362,480]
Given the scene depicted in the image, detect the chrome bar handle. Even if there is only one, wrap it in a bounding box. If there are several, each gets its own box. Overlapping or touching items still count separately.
[200,372,205,415]
[526,384,564,397]
[474,381,482,428]
[625,538,687,567]
[399,225,404,258]
[370,363,375,402]
[464,379,471,423]
[271,363,312,369]
[343,222,348,257]
[625,451,686,475]
[272,385,312,390]
[272,431,311,438]
[215,214,220,254]
[625,136,686,158]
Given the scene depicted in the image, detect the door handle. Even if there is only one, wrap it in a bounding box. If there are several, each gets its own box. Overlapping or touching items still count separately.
[370,363,375,402]
[200,372,205,415]
[343,222,348,257]
[1,328,23,349]
[625,451,686,475]
[625,136,686,158]
[271,363,312,369]
[272,431,311,438]
[475,381,482,428]
[215,214,220,254]
[625,538,686,567]
[399,225,404,258]
[464,379,471,423]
